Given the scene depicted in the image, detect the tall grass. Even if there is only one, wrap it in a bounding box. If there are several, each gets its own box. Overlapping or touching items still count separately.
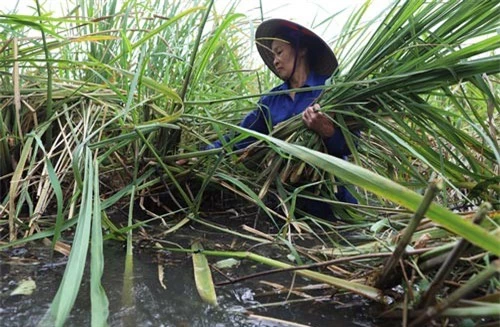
[0,0,498,325]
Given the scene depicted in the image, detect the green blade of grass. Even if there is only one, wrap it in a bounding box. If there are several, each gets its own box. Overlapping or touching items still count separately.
[191,241,218,306]
[90,160,109,327]
[32,135,64,251]
[38,147,94,327]
[8,137,34,241]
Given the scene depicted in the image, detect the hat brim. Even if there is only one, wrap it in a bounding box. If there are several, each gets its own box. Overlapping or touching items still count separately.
[255,19,338,78]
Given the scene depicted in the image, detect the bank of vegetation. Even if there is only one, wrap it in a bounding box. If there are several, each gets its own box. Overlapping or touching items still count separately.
[0,0,498,326]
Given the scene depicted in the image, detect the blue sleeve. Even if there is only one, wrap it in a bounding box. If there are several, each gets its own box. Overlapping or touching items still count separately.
[204,101,270,150]
[204,135,229,150]
[234,104,270,150]
[323,128,360,157]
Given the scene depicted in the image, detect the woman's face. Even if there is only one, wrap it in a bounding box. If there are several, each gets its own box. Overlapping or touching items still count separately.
[271,40,296,80]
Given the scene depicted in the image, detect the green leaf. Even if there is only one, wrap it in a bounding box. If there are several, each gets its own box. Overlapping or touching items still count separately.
[90,161,109,327]
[370,218,390,233]
[191,241,218,306]
[39,148,94,327]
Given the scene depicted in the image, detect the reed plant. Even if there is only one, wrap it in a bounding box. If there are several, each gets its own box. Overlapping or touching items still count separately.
[0,0,498,326]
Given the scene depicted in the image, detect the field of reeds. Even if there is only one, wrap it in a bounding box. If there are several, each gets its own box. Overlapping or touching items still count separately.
[0,0,499,326]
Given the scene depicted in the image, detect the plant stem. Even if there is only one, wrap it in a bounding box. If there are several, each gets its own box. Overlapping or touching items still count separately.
[417,202,492,308]
[204,250,385,303]
[179,0,214,101]
[35,0,53,148]
[215,252,395,286]
[375,180,442,289]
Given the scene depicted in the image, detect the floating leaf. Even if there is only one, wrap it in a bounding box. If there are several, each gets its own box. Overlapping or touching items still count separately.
[10,279,36,296]
[214,258,240,269]
[286,254,296,262]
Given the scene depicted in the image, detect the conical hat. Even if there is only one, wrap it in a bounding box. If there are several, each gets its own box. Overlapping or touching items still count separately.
[255,19,338,78]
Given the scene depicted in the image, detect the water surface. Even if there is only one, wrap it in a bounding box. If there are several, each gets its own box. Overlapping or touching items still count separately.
[1,234,382,327]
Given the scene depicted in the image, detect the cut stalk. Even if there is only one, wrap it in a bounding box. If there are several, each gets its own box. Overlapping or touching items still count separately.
[374,180,442,289]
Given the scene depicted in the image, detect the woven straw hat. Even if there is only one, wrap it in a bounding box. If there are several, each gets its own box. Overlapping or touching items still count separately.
[255,19,338,78]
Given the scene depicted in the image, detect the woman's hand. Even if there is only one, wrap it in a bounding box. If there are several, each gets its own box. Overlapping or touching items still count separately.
[302,104,335,138]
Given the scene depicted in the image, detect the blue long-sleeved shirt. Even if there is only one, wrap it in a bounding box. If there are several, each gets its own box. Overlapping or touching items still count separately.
[209,71,354,157]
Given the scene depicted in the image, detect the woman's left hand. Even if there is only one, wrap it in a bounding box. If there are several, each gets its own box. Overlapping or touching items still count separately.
[302,104,335,138]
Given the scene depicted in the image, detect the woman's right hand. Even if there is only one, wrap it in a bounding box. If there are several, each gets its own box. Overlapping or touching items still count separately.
[302,104,335,138]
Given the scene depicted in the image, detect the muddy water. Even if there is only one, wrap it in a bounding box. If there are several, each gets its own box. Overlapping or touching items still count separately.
[1,237,382,327]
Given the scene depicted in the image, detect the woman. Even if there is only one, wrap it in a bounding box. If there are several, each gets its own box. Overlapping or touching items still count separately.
[209,19,358,218]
